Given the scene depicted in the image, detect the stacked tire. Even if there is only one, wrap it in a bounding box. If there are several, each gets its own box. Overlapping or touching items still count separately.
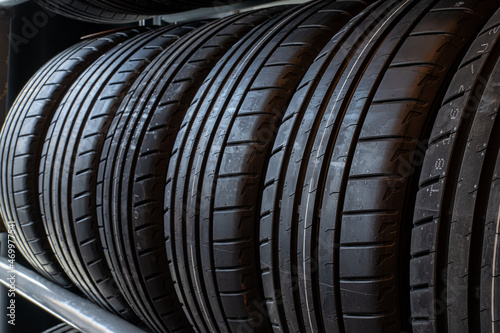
[2,1,500,332]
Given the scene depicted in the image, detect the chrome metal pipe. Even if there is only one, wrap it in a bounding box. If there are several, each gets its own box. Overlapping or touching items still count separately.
[0,257,146,333]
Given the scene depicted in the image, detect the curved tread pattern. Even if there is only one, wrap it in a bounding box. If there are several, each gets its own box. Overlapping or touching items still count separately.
[164,0,372,332]
[96,11,284,332]
[0,29,142,286]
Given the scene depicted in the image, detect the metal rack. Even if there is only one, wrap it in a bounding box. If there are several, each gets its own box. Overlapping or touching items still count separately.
[0,257,146,333]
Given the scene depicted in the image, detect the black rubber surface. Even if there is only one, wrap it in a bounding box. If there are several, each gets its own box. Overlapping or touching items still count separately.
[5,1,500,331]
[0,28,142,287]
[96,10,282,332]
[99,8,283,332]
[38,24,201,322]
[258,0,500,332]
[163,1,372,332]
[409,7,500,333]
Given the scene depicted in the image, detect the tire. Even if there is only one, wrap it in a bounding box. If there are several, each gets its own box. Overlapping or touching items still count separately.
[97,8,284,332]
[259,0,500,332]
[38,24,201,323]
[480,151,500,332]
[34,0,150,23]
[409,7,500,333]
[0,28,142,287]
[84,0,190,15]
[164,0,372,331]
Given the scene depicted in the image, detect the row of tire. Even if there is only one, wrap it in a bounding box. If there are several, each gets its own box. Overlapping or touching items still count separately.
[34,0,250,24]
[2,0,500,332]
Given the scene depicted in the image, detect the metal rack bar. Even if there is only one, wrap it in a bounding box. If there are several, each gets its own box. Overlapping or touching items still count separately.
[0,257,146,333]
